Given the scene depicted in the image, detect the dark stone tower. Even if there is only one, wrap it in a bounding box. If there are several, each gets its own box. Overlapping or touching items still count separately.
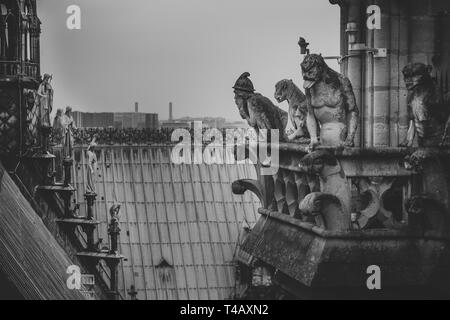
[0,0,40,164]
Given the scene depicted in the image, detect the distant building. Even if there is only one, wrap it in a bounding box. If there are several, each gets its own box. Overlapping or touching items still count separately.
[72,107,159,130]
[160,120,191,130]
[222,120,249,129]
[177,117,226,129]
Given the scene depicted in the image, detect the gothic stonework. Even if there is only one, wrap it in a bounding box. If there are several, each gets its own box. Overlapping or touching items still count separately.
[233,72,288,140]
[301,54,359,148]
[274,79,310,142]
[0,88,19,155]
[400,63,450,147]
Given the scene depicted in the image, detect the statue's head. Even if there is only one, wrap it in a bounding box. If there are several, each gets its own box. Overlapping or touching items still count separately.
[43,73,51,81]
[233,72,255,101]
[403,149,435,172]
[402,63,433,90]
[301,54,328,90]
[274,79,293,103]
[109,203,121,219]
[56,108,63,116]
[298,150,338,175]
[405,195,429,216]
[65,106,72,114]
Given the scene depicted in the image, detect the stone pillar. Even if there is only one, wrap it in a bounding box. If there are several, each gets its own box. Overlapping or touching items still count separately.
[345,0,364,147]
[435,13,450,95]
[408,2,437,65]
[107,215,121,300]
[63,158,73,186]
[108,217,120,255]
[397,0,410,145]
[372,0,391,147]
[84,192,97,220]
[81,223,96,252]
[106,260,120,300]
[41,125,52,155]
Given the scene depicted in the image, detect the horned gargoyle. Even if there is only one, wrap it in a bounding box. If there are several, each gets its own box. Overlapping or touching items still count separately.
[403,149,449,234]
[297,150,351,231]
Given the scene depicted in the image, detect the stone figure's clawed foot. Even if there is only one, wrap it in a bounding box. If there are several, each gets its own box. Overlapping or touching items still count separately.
[261,156,271,168]
[308,139,319,152]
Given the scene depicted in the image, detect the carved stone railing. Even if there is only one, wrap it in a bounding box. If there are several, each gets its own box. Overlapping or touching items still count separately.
[233,143,450,231]
[0,60,40,78]
[234,143,450,298]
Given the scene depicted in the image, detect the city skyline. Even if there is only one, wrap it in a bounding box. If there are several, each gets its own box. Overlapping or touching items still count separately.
[39,0,340,121]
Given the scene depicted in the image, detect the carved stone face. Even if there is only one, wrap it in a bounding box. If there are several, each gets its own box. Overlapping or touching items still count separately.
[301,54,327,90]
[298,153,325,174]
[234,90,250,118]
[274,80,289,103]
[402,63,432,91]
[298,150,337,175]
[403,150,433,172]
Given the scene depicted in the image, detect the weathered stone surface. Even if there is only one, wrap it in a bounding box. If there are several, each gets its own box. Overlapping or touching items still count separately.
[274,79,309,142]
[400,63,450,147]
[233,72,288,140]
[300,54,359,148]
[240,209,450,294]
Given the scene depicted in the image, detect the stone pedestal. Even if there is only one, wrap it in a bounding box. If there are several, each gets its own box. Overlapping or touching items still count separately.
[84,192,97,221]
[63,158,73,186]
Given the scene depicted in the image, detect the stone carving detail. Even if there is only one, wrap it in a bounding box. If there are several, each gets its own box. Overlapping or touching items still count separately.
[62,106,76,159]
[52,109,64,145]
[0,89,19,154]
[405,195,449,236]
[299,192,346,231]
[404,149,449,235]
[274,79,310,142]
[300,54,359,148]
[350,177,405,229]
[110,203,121,221]
[232,179,267,208]
[86,137,98,194]
[400,63,450,147]
[36,74,53,128]
[404,149,449,210]
[297,150,351,231]
[24,89,39,150]
[233,72,288,140]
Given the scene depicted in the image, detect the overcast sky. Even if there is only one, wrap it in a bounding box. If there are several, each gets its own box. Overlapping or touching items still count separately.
[39,0,340,121]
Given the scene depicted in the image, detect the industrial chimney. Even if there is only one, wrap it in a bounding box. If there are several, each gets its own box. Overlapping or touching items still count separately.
[135,102,139,113]
[169,102,173,121]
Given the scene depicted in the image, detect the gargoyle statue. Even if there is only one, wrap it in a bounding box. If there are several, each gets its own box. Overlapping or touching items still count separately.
[297,150,351,231]
[405,195,449,236]
[403,149,449,229]
[400,63,450,147]
[404,149,450,225]
[301,54,359,149]
[233,72,288,141]
[109,203,121,221]
[274,79,310,142]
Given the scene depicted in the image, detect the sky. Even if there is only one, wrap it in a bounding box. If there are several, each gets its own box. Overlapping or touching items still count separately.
[39,0,340,121]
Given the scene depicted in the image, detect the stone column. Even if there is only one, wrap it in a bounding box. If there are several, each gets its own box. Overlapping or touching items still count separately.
[345,0,364,148]
[372,0,391,147]
[84,192,97,220]
[63,158,73,186]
